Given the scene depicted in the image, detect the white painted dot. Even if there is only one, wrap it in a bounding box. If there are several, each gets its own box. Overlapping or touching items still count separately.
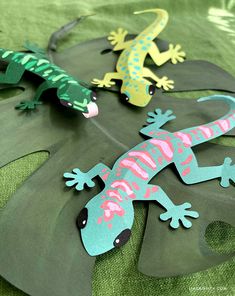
[68,102,72,107]
[116,239,120,244]
[82,220,86,225]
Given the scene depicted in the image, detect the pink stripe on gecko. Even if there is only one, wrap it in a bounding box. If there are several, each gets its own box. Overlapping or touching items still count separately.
[111,180,136,198]
[197,126,214,139]
[120,158,149,180]
[182,167,191,176]
[215,119,230,132]
[180,154,193,166]
[149,139,174,162]
[174,132,192,147]
[106,190,123,202]
[128,150,156,169]
[100,200,125,222]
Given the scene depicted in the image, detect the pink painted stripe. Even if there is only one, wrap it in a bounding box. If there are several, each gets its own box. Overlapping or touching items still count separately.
[128,150,156,169]
[111,180,135,198]
[144,188,151,198]
[149,139,174,162]
[152,186,159,192]
[180,154,193,166]
[106,189,123,202]
[101,200,125,222]
[120,158,149,180]
[182,167,191,176]
[197,126,214,139]
[215,119,230,132]
[174,132,192,147]
[102,172,110,181]
[132,182,140,190]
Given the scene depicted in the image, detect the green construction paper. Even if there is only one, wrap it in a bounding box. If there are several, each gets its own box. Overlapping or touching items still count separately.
[63,95,234,256]
[0,29,235,296]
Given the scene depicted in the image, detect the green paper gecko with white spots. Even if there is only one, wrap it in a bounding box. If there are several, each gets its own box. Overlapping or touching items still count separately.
[0,49,98,118]
[92,8,186,107]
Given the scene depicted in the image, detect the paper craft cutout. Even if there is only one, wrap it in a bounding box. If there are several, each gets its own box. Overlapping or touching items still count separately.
[64,95,235,256]
[92,8,185,106]
[1,30,235,296]
[0,48,98,118]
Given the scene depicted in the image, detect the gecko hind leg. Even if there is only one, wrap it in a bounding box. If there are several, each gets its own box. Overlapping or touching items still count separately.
[15,80,51,110]
[136,185,199,229]
[174,147,235,187]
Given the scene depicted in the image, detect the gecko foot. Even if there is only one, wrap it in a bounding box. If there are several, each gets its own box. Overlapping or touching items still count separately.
[91,78,116,88]
[107,28,128,46]
[160,202,199,229]
[15,100,43,110]
[221,157,235,188]
[64,168,95,191]
[147,109,176,124]
[156,76,174,91]
[169,44,186,64]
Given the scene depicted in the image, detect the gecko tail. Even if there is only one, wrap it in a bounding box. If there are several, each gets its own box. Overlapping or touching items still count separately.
[197,94,235,107]
[133,8,169,41]
[178,95,235,147]
[134,8,167,15]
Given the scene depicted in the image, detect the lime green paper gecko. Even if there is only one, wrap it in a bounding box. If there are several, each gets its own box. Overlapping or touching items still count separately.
[92,8,186,107]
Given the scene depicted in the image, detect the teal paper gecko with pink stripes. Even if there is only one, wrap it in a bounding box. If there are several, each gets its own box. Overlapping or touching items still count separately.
[64,95,235,256]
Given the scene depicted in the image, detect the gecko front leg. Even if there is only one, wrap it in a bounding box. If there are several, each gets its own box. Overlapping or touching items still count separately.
[143,67,174,91]
[140,108,176,137]
[64,163,111,191]
[92,72,123,88]
[107,28,133,51]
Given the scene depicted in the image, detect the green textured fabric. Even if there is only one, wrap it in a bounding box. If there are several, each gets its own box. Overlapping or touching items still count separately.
[0,0,234,296]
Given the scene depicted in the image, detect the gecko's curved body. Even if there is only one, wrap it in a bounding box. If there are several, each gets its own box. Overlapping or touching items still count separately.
[0,49,98,118]
[92,8,186,107]
[64,95,235,256]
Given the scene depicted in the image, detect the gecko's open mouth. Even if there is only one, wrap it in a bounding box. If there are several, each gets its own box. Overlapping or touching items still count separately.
[82,102,99,118]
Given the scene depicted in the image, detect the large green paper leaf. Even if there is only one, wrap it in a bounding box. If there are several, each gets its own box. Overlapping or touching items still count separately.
[0,35,234,296]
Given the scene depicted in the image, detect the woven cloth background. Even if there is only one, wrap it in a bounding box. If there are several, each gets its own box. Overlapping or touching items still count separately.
[0,0,234,295]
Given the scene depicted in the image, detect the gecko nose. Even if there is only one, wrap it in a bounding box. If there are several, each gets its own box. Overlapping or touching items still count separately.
[82,101,99,118]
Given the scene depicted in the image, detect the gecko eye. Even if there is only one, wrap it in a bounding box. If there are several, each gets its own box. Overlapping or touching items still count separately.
[113,229,131,248]
[60,99,73,108]
[120,93,129,102]
[91,91,97,102]
[76,208,88,229]
[148,85,156,95]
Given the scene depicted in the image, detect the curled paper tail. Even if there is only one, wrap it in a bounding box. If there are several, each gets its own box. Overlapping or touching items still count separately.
[179,95,235,147]
[133,8,169,41]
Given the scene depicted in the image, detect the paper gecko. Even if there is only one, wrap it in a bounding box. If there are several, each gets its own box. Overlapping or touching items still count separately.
[0,49,98,118]
[64,95,235,256]
[92,8,186,107]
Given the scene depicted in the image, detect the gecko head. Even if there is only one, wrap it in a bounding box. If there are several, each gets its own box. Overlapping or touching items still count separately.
[58,83,98,118]
[120,79,156,107]
[76,194,134,256]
